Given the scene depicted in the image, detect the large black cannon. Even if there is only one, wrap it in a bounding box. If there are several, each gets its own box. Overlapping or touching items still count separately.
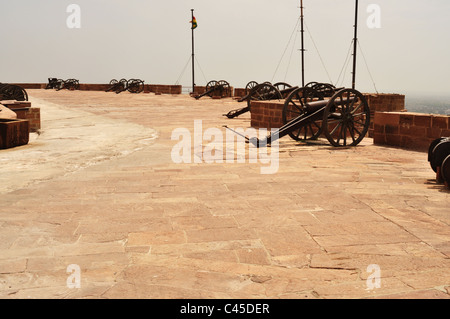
[225,88,371,148]
[0,83,28,101]
[195,80,231,99]
[428,137,450,187]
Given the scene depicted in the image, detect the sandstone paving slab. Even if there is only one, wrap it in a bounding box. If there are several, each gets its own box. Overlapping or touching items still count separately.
[1,90,449,299]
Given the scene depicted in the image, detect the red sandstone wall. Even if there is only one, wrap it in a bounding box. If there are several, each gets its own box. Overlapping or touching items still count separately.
[373,112,450,152]
[0,101,40,133]
[10,83,182,94]
[250,93,406,134]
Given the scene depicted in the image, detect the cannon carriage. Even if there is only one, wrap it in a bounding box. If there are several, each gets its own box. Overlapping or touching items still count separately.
[0,83,28,101]
[46,78,79,91]
[225,87,371,148]
[195,80,232,99]
[105,78,145,94]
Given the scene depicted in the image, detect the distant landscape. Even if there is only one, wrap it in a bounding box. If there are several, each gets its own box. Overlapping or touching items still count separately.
[405,94,450,115]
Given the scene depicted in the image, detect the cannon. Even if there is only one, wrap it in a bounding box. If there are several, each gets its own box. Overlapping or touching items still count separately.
[46,78,79,91]
[127,79,145,94]
[106,78,144,94]
[57,79,80,91]
[428,137,450,186]
[105,78,128,93]
[195,80,231,99]
[224,81,297,119]
[225,88,371,148]
[46,78,64,90]
[0,83,28,101]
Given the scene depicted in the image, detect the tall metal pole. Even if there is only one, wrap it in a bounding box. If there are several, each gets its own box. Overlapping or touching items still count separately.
[191,9,195,94]
[300,0,305,87]
[351,0,359,89]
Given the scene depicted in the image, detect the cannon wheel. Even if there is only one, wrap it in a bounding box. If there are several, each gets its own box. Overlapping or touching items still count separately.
[205,80,218,97]
[217,80,231,97]
[282,86,324,141]
[0,85,28,101]
[274,82,292,91]
[245,81,258,95]
[312,83,336,97]
[322,88,371,147]
[305,81,319,89]
[128,79,145,93]
[247,83,282,108]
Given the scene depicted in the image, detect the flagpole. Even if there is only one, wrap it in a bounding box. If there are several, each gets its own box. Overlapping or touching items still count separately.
[191,9,195,94]
[300,0,305,87]
[352,0,359,89]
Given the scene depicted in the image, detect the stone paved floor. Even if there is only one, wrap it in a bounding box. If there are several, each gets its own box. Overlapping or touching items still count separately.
[0,90,449,299]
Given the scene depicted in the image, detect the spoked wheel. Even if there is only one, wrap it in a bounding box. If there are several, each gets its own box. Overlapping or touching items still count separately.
[65,79,79,90]
[0,85,28,101]
[322,88,371,147]
[116,78,128,93]
[312,83,336,97]
[247,83,282,108]
[11,85,28,101]
[305,81,319,89]
[282,86,324,141]
[273,82,292,91]
[217,80,231,97]
[245,81,258,95]
[128,79,145,93]
[205,80,218,97]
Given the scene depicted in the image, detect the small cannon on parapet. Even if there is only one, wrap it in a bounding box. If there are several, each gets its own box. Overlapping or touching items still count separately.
[225,88,371,148]
[428,137,450,188]
[106,78,144,94]
[59,79,80,91]
[224,81,298,119]
[0,83,28,101]
[46,78,64,90]
[46,78,79,91]
[195,80,231,99]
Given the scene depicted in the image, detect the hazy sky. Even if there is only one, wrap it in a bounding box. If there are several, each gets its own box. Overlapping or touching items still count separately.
[1,0,450,96]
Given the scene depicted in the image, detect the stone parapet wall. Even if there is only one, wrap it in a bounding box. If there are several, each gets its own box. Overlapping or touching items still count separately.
[250,93,406,136]
[373,112,450,152]
[0,100,40,132]
[10,83,182,94]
